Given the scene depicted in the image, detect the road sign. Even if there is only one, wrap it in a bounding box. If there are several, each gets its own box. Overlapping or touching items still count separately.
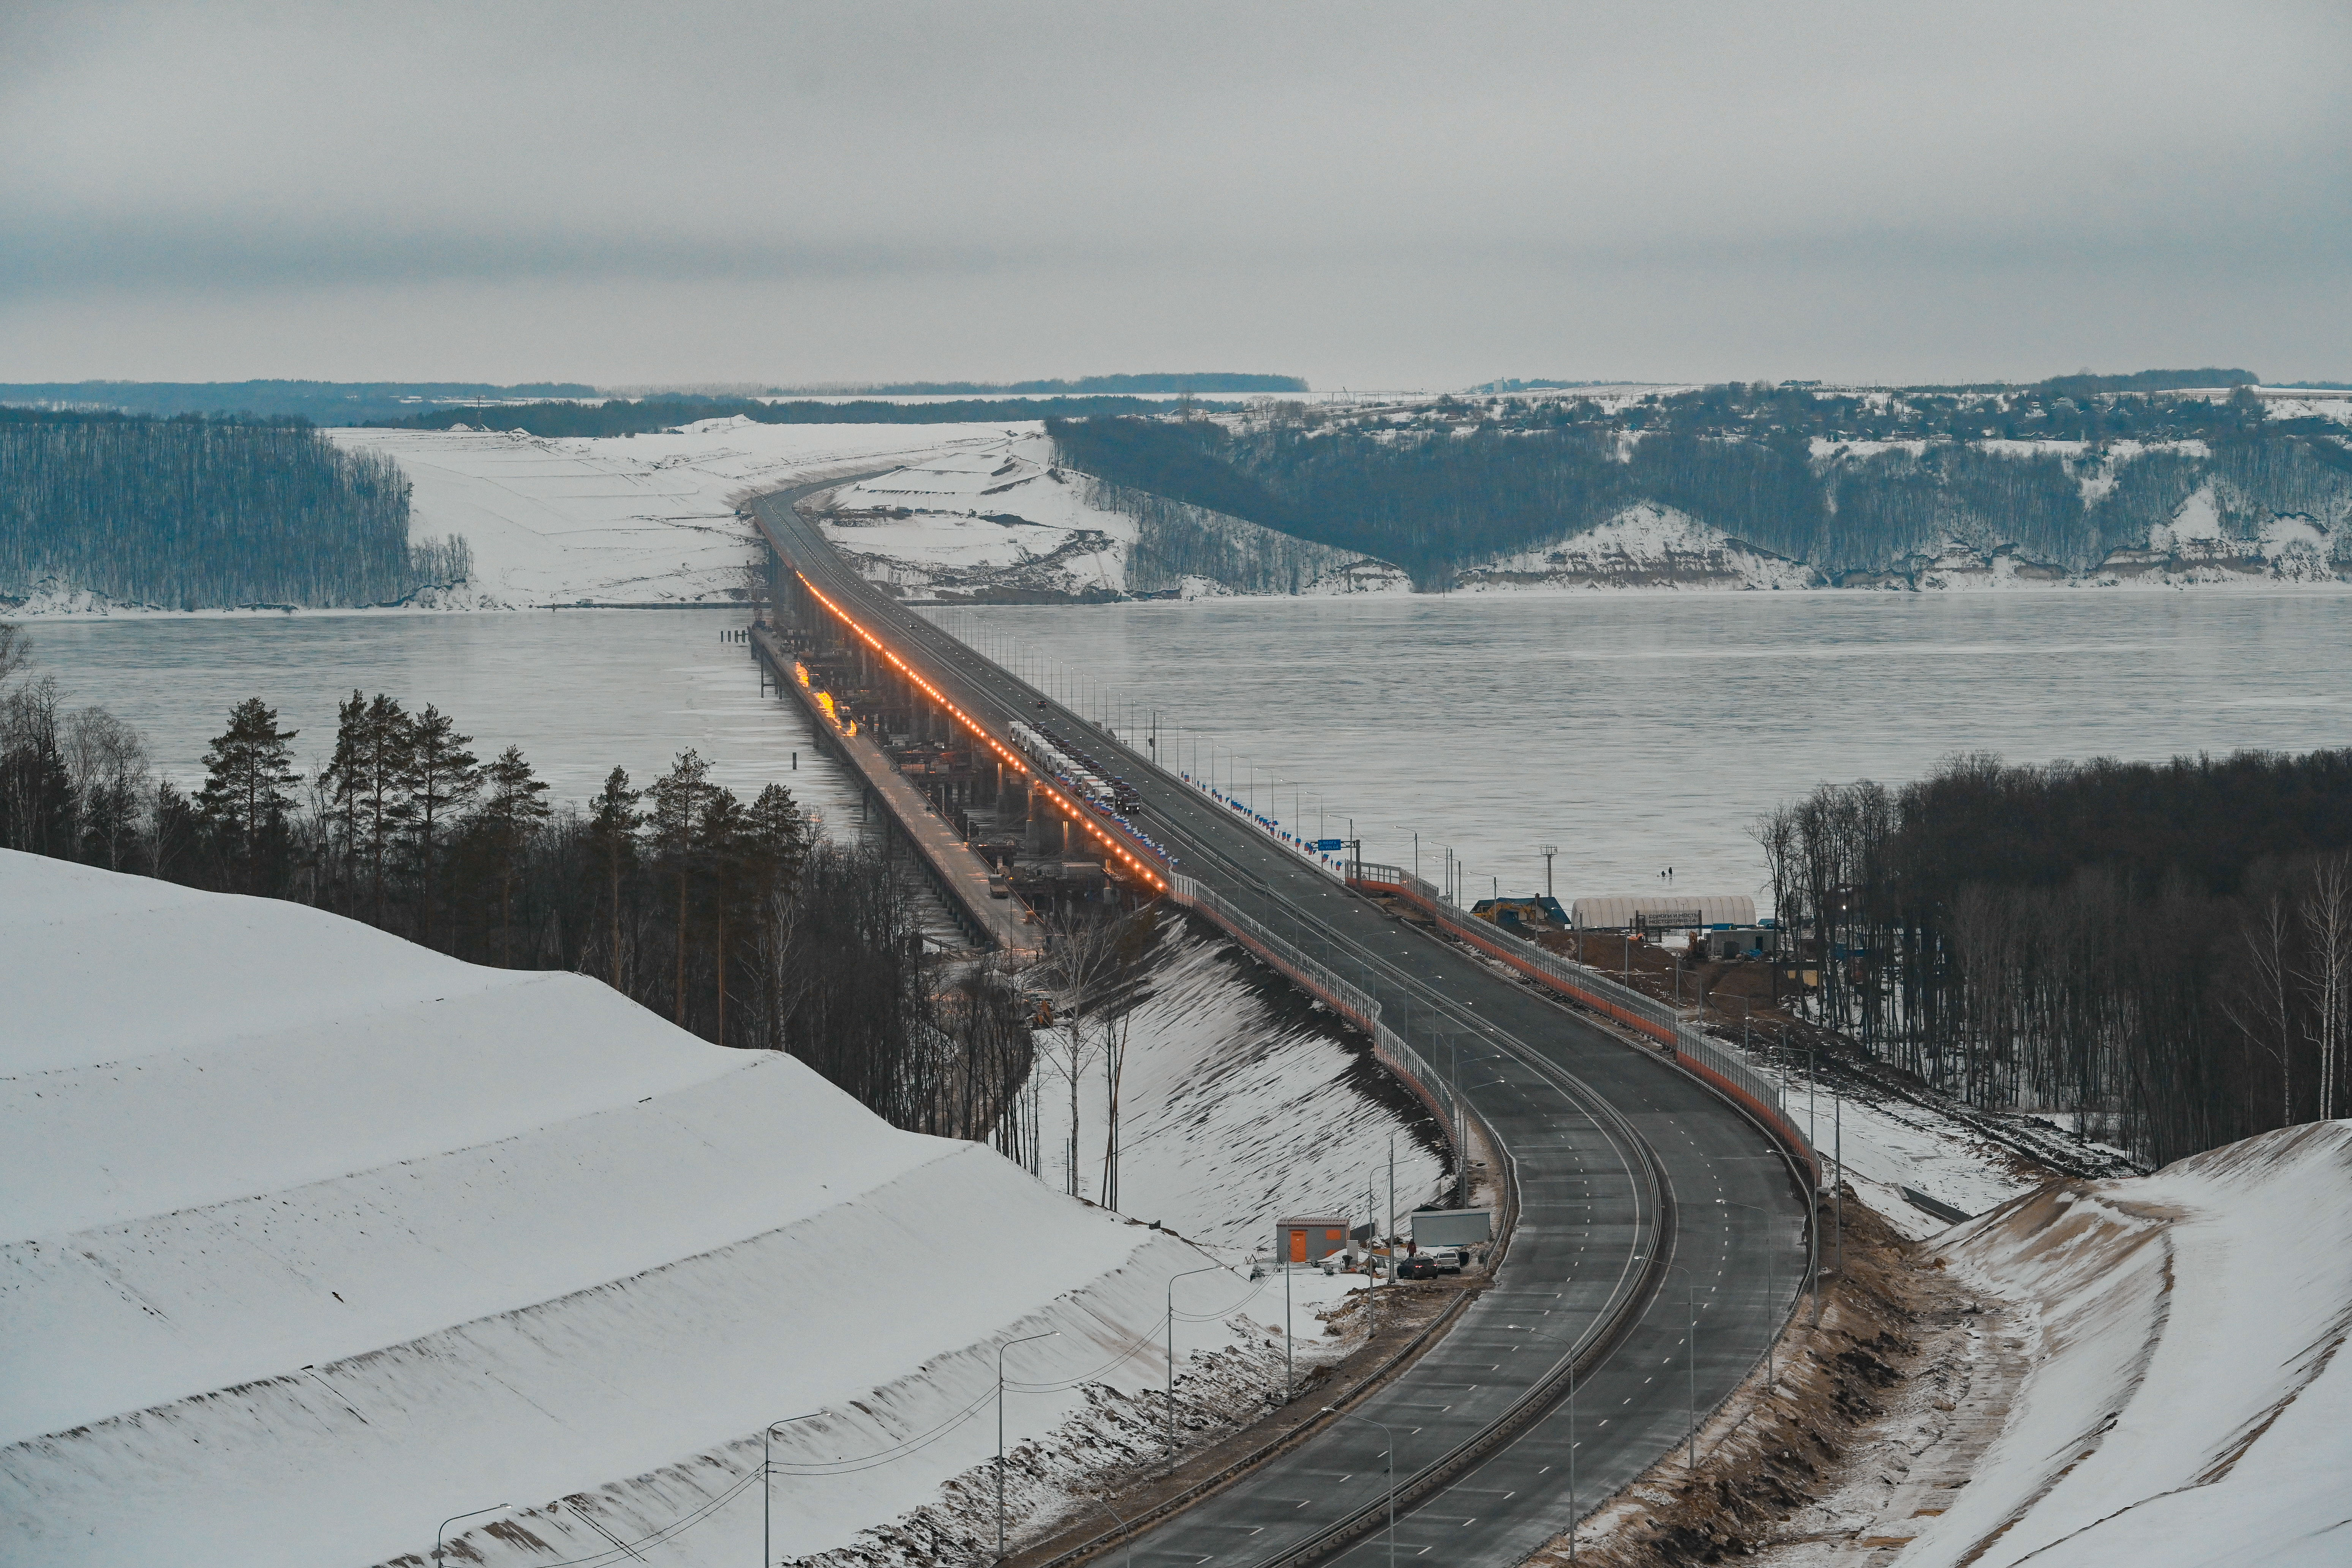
[1315,839,1345,852]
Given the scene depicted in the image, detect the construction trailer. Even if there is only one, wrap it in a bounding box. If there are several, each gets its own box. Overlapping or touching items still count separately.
[1275,1215,1353,1266]
[1407,1208,1494,1248]
[1694,925,1780,961]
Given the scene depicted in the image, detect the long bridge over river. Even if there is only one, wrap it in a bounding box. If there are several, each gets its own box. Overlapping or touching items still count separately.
[749,477,1817,1568]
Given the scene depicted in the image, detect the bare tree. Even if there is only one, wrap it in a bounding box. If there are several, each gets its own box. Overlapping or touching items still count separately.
[2221,890,2299,1126]
[2301,854,2352,1122]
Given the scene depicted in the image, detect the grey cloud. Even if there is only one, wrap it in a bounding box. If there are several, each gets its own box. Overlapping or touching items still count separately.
[2,0,2346,383]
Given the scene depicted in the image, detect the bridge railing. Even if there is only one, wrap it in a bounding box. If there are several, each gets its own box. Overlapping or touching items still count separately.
[1349,861,1815,1179]
[1169,873,1462,1140]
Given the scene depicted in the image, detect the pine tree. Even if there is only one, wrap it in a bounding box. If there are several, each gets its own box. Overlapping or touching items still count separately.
[403,705,480,948]
[745,781,808,888]
[477,744,551,966]
[320,690,368,882]
[699,786,747,1043]
[588,767,642,993]
[196,698,299,892]
[345,694,416,926]
[650,749,715,1027]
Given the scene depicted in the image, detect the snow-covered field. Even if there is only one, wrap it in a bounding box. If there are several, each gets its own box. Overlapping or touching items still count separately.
[0,853,1352,1568]
[322,420,1011,608]
[1911,1121,2352,1568]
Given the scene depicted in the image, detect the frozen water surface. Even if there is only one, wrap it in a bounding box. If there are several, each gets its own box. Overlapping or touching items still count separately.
[22,610,863,831]
[27,591,2352,907]
[931,589,2352,909]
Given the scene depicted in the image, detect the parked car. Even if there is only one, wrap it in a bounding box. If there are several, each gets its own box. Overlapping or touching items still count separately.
[1396,1254,1442,1280]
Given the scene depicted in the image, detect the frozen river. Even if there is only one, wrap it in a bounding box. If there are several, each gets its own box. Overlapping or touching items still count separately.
[930,589,2352,910]
[23,590,2352,911]
[19,610,867,835]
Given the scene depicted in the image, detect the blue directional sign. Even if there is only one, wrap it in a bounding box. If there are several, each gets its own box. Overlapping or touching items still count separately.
[1315,839,1346,852]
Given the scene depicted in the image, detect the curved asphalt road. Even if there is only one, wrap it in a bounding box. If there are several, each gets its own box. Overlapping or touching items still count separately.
[753,484,1811,1567]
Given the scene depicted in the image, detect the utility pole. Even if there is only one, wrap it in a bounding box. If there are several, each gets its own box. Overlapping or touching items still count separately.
[1283,1254,1294,1404]
[997,1331,1060,1563]
[1165,1266,1222,1452]
[1540,843,1558,901]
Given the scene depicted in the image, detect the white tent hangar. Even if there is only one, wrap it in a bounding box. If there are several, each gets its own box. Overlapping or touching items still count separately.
[1570,894,1756,931]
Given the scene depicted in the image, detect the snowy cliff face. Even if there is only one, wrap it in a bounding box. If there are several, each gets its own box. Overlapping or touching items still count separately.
[0,853,1302,1568]
[1908,1122,2352,1568]
[817,435,1411,602]
[1448,504,1819,591]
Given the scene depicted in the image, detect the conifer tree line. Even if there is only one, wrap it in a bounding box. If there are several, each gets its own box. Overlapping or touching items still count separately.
[0,623,1032,1144]
[1753,749,2352,1165]
[0,409,468,609]
[1048,391,2351,589]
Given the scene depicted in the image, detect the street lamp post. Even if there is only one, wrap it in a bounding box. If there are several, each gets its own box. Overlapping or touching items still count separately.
[1166,1265,1226,1451]
[763,1412,822,1568]
[1498,1323,1585,1565]
[1712,1198,1783,1390]
[997,1331,1061,1563]
[1086,1494,1136,1568]
[1652,1264,1707,1473]
[1539,843,1558,901]
[1321,1405,1400,1568]
[436,1505,508,1568]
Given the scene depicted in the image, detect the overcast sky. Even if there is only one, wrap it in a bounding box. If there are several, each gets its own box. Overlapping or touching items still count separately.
[3,1,2345,388]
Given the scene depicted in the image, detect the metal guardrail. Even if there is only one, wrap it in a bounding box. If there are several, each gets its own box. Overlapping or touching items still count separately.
[1168,874,1463,1140]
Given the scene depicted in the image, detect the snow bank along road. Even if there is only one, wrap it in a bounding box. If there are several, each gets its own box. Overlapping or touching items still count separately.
[756,484,1816,1567]
[1905,1122,2352,1568]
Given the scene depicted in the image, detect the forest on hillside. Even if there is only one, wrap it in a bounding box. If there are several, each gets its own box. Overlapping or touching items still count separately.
[0,379,596,424]
[1758,750,2352,1166]
[0,622,1035,1151]
[0,409,465,609]
[1049,382,2352,588]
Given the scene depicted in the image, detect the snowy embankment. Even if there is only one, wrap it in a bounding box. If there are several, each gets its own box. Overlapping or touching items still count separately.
[1904,1121,2352,1568]
[0,853,1336,1568]
[321,421,1012,609]
[1032,919,1449,1247]
[818,433,1409,601]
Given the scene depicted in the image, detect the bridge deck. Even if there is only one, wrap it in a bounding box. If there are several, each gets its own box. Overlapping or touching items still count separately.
[749,476,1811,1568]
[754,624,1043,956]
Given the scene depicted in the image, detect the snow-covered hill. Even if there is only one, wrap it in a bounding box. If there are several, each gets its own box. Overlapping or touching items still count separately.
[1906,1121,2352,1568]
[323,421,1008,609]
[0,853,1313,1568]
[1450,504,1819,592]
[817,434,1410,601]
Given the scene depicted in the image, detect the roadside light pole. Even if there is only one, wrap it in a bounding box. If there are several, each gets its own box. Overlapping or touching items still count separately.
[436,1505,507,1568]
[1086,1494,1135,1568]
[1540,843,1558,902]
[1713,1198,1782,1390]
[1166,1265,1225,1451]
[997,1331,1061,1563]
[1499,1323,1585,1564]
[763,1412,822,1568]
[1321,1405,1401,1568]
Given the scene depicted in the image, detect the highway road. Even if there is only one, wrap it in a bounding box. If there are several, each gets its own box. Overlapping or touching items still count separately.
[752,483,1813,1567]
